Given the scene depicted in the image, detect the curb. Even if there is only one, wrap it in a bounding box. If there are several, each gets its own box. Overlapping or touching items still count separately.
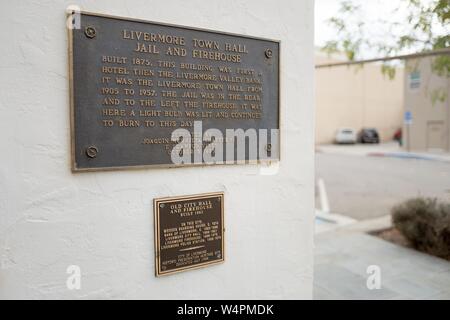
[367,152,450,163]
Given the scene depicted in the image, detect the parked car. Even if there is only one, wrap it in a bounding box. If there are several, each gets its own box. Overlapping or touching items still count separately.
[335,128,357,144]
[393,128,402,146]
[358,128,380,143]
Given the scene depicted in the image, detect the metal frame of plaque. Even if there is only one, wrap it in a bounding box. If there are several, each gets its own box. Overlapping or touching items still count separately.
[68,11,280,172]
[154,192,224,276]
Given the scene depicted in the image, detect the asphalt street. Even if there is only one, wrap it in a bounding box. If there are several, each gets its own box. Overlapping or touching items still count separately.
[316,152,450,220]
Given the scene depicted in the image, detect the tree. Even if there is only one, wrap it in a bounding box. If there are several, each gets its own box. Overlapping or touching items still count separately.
[323,0,450,79]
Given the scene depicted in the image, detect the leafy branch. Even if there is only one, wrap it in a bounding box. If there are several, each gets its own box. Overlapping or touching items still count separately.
[322,0,450,79]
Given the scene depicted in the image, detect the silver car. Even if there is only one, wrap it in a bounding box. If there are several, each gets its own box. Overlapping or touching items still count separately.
[335,128,357,144]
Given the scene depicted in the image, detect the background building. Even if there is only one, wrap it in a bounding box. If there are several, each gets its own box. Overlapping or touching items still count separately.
[404,55,450,152]
[315,51,404,144]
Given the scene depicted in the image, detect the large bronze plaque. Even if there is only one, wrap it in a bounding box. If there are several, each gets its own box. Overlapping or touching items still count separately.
[69,12,280,171]
[154,192,224,276]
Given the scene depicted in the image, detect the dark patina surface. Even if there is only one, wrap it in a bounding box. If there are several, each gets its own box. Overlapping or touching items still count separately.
[70,12,279,171]
[154,192,224,276]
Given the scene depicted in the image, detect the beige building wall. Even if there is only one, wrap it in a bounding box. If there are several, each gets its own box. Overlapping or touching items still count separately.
[404,56,450,152]
[315,54,404,144]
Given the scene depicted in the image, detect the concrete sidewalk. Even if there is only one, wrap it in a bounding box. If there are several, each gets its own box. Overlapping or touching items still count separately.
[314,218,450,300]
[317,142,450,163]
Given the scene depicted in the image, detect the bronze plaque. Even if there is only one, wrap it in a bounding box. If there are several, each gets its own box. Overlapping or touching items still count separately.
[69,11,280,171]
[154,192,224,276]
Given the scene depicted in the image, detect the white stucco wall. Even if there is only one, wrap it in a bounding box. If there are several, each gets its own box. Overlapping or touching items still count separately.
[0,0,314,299]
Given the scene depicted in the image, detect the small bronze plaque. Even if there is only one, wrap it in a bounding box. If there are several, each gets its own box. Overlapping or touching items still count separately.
[69,11,279,171]
[154,192,224,276]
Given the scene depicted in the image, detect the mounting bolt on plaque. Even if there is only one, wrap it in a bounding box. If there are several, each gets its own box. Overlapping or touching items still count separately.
[84,26,96,38]
[85,146,98,158]
[265,49,273,59]
[265,143,272,152]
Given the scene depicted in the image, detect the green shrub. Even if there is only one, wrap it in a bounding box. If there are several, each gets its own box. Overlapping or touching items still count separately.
[392,197,450,259]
